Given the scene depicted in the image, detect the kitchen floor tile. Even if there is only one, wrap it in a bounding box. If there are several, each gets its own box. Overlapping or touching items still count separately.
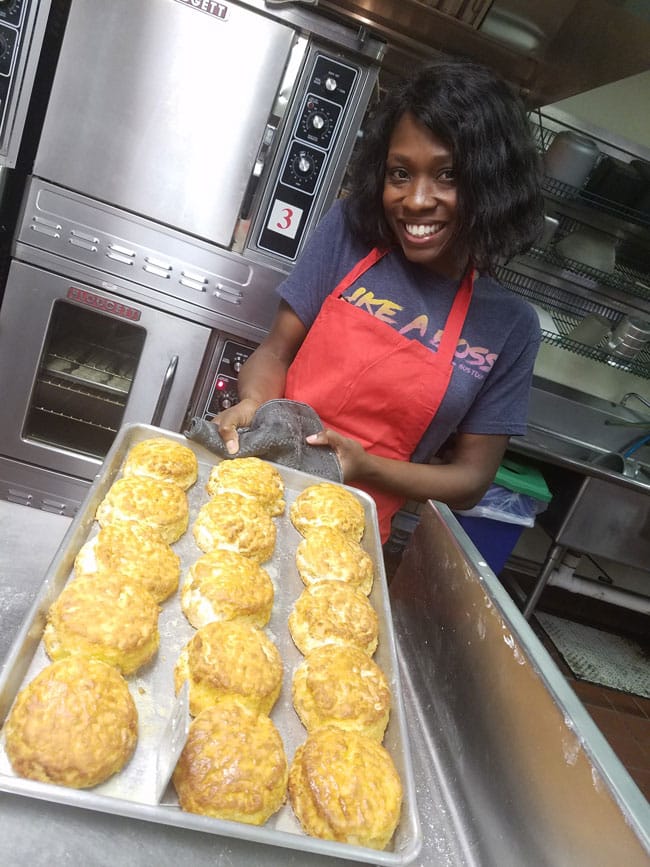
[533,609,650,804]
[605,690,650,718]
[570,678,615,709]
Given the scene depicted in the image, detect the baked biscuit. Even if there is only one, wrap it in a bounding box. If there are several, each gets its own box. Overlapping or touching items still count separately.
[292,644,390,741]
[4,657,137,789]
[74,521,180,603]
[181,550,274,629]
[295,527,374,595]
[174,620,283,717]
[192,493,276,563]
[288,581,379,657]
[96,476,189,544]
[288,726,402,850]
[43,574,160,676]
[173,696,288,825]
[122,436,198,490]
[290,483,365,541]
[206,457,285,516]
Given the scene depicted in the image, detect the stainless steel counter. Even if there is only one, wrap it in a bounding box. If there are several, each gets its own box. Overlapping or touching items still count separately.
[502,378,650,615]
[511,377,650,491]
[2,499,649,866]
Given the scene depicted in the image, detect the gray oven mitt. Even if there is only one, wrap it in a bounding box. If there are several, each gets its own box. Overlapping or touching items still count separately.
[184,399,343,482]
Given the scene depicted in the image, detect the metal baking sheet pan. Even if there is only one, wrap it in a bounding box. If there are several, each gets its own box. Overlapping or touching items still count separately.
[0,423,422,866]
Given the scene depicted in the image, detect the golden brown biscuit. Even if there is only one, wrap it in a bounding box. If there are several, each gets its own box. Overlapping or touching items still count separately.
[96,476,189,544]
[181,550,274,629]
[74,521,180,603]
[288,726,402,850]
[288,581,379,657]
[192,493,276,563]
[174,620,283,717]
[292,644,390,742]
[290,483,365,541]
[206,457,285,516]
[43,574,160,676]
[122,436,198,490]
[295,527,374,595]
[4,657,138,789]
[173,696,287,825]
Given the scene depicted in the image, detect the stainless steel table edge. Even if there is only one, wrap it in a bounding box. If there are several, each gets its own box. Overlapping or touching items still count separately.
[399,503,650,854]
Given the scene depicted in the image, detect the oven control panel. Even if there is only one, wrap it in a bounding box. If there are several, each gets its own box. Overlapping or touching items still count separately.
[0,0,28,126]
[201,340,255,421]
[255,52,359,262]
[0,0,52,168]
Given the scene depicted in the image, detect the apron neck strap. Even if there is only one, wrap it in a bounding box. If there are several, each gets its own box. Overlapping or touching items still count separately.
[435,267,476,367]
[333,247,388,297]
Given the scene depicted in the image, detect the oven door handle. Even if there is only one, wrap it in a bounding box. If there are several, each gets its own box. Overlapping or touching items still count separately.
[151,355,179,427]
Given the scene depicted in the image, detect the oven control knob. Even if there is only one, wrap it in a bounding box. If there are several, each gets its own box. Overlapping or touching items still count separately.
[305,111,331,141]
[232,360,243,373]
[294,153,313,176]
[324,76,337,92]
[220,396,233,410]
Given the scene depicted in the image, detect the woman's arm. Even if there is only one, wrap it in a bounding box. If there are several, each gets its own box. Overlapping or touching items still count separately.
[214,301,307,452]
[306,429,508,509]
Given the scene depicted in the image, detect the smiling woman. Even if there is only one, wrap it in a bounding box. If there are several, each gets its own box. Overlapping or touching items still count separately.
[212,58,545,544]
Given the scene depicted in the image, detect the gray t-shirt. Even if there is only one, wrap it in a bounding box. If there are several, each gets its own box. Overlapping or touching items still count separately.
[278,199,541,463]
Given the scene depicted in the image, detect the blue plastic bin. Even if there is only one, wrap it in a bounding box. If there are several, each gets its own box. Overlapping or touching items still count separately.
[455,513,528,575]
[454,458,552,575]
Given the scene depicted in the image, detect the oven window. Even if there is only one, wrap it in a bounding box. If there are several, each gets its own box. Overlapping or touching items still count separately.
[23,300,146,458]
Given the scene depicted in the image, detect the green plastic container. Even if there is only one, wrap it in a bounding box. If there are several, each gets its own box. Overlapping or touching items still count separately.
[494,456,552,503]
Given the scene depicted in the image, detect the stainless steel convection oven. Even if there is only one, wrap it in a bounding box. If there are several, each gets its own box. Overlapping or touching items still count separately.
[0,0,385,514]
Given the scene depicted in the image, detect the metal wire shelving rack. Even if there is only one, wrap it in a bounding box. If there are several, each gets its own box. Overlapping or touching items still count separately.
[496,264,650,381]
[501,114,650,381]
[529,114,650,232]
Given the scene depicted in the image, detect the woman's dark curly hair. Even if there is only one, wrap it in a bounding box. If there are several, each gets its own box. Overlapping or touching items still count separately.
[345,57,544,274]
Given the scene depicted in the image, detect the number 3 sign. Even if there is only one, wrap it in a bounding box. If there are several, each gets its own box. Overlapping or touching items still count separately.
[267,199,303,239]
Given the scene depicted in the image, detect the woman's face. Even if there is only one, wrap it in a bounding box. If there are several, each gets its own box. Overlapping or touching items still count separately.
[382,111,467,279]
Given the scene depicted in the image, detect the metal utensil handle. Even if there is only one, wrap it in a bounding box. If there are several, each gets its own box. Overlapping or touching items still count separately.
[151,355,179,427]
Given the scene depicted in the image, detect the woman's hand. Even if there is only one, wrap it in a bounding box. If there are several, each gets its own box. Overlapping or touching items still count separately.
[305,429,369,482]
[210,301,308,455]
[212,397,260,454]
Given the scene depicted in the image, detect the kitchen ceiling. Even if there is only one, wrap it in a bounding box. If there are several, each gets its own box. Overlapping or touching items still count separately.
[316,0,650,106]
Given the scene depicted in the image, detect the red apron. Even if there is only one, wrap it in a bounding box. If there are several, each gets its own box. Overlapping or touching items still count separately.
[285,247,474,542]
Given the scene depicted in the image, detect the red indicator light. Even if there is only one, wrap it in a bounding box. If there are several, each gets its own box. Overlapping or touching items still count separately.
[215,378,226,390]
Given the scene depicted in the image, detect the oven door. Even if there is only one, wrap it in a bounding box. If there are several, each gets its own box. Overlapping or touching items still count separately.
[0,258,212,483]
[34,0,297,248]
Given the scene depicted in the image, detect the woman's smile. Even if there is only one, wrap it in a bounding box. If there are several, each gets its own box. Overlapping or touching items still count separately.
[403,221,446,240]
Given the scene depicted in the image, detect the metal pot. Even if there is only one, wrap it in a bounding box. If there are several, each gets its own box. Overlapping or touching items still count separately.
[543,131,600,189]
[606,315,650,359]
